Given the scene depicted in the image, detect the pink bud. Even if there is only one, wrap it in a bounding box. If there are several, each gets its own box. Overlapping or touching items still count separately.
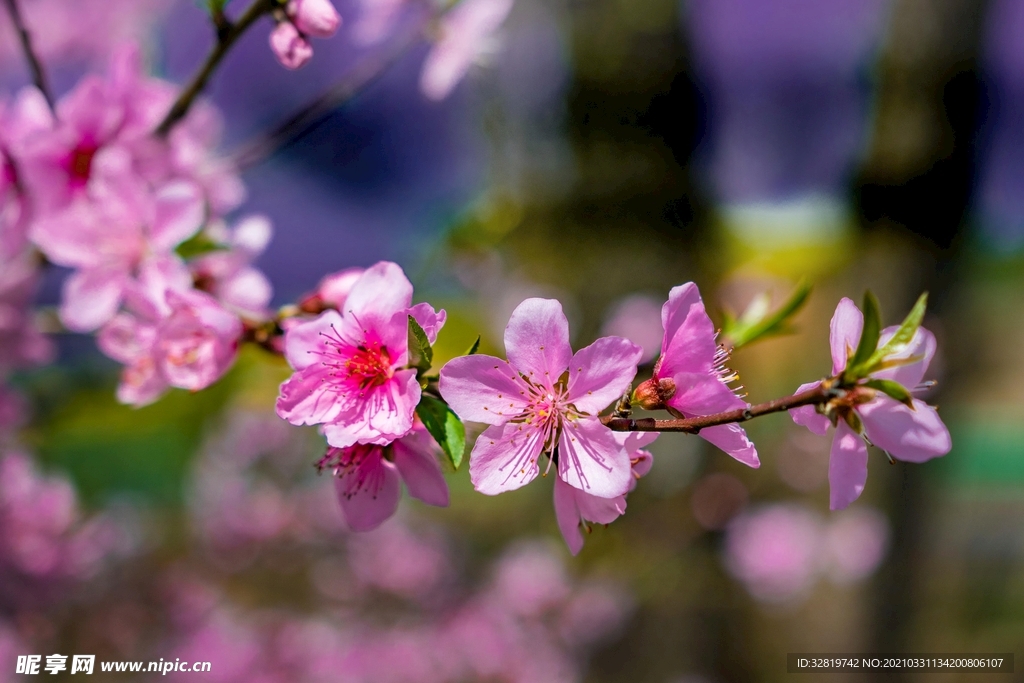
[288,0,341,38]
[269,22,313,70]
[631,376,675,410]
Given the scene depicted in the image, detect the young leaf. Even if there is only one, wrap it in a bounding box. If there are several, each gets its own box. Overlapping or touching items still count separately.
[724,279,811,349]
[863,292,928,371]
[845,290,882,380]
[464,335,481,356]
[416,395,466,469]
[175,233,226,260]
[407,315,433,373]
[863,379,915,408]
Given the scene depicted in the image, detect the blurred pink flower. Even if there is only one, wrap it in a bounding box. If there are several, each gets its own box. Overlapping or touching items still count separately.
[823,506,889,584]
[276,261,445,448]
[351,0,406,47]
[637,283,759,467]
[0,254,54,374]
[440,297,642,498]
[315,266,365,309]
[553,432,655,555]
[419,0,514,100]
[347,518,449,597]
[321,424,449,532]
[600,294,664,364]
[489,542,571,617]
[191,215,274,318]
[789,298,951,509]
[270,21,314,70]
[724,504,823,604]
[288,0,341,38]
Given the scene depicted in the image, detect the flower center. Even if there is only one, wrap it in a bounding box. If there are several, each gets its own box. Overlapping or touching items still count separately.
[66,142,99,187]
[344,343,393,389]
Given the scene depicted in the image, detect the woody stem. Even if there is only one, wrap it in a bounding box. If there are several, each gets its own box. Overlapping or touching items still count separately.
[2,0,54,110]
[600,383,832,433]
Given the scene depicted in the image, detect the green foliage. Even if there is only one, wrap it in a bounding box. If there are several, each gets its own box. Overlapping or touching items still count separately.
[407,315,434,374]
[416,395,466,470]
[845,292,928,382]
[722,279,811,349]
[175,232,225,260]
[464,335,481,356]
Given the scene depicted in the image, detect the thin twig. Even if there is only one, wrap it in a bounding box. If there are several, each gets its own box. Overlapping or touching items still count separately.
[156,0,275,136]
[600,384,832,433]
[230,22,426,170]
[2,0,54,110]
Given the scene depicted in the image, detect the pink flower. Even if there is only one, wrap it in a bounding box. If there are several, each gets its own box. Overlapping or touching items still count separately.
[419,0,514,101]
[553,432,655,555]
[191,215,274,317]
[351,0,406,47]
[288,0,341,38]
[99,270,242,406]
[635,283,759,468]
[276,261,445,448]
[30,157,204,331]
[270,21,314,70]
[0,254,54,374]
[315,267,366,310]
[439,298,642,498]
[320,424,449,532]
[788,298,951,509]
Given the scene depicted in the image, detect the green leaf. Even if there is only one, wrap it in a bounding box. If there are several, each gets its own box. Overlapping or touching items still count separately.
[175,232,225,260]
[723,279,812,349]
[464,335,481,356]
[863,292,928,371]
[845,290,881,379]
[416,395,466,469]
[863,378,914,408]
[407,315,433,373]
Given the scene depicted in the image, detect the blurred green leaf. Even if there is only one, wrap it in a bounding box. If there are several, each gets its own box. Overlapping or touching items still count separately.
[845,290,881,380]
[408,315,433,373]
[863,378,914,408]
[416,395,465,470]
[722,279,811,349]
[175,232,226,260]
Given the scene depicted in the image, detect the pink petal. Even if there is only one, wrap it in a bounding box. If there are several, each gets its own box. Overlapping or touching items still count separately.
[276,367,347,426]
[699,423,760,468]
[283,309,344,371]
[503,298,572,389]
[575,489,626,525]
[660,282,703,351]
[342,261,413,321]
[269,22,313,69]
[438,355,530,425]
[657,284,723,383]
[859,397,951,463]
[60,267,127,332]
[553,476,584,556]
[317,267,364,309]
[469,422,545,495]
[557,416,632,498]
[148,181,204,252]
[829,420,868,510]
[98,313,154,364]
[289,0,341,38]
[667,370,747,415]
[392,432,449,507]
[789,381,830,435]
[565,336,642,415]
[323,369,421,447]
[219,267,273,315]
[408,302,447,344]
[829,298,863,375]
[230,215,273,255]
[116,358,169,407]
[871,326,936,390]
[335,455,401,532]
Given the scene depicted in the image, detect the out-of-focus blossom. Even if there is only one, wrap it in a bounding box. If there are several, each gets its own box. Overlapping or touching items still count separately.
[351,0,407,46]
[689,471,748,531]
[314,267,365,310]
[320,423,449,531]
[634,283,759,468]
[276,261,445,449]
[191,215,274,318]
[600,294,664,364]
[553,432,655,555]
[0,254,53,373]
[0,89,51,259]
[419,0,515,101]
[289,0,341,38]
[724,504,823,604]
[789,298,951,509]
[489,541,571,617]
[440,297,642,499]
[347,518,449,597]
[270,21,314,70]
[823,506,889,584]
[99,277,242,406]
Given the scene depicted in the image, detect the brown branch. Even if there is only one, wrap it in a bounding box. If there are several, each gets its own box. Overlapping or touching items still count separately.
[155,0,275,136]
[601,384,833,433]
[230,19,427,170]
[2,0,54,110]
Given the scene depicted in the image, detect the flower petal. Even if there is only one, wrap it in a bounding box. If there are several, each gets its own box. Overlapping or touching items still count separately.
[469,422,544,495]
[148,180,204,252]
[829,420,868,510]
[699,423,760,468]
[859,397,951,463]
[438,355,530,425]
[283,309,344,371]
[392,432,450,508]
[566,336,642,415]
[503,298,572,389]
[336,454,401,532]
[60,267,127,332]
[830,298,863,375]
[557,416,632,498]
[323,369,421,447]
[871,326,936,390]
[553,476,584,556]
[408,302,446,344]
[342,261,413,321]
[575,489,626,525]
[789,381,830,435]
[657,283,719,382]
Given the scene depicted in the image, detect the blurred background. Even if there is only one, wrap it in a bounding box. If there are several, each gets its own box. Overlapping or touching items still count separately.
[2,0,1024,680]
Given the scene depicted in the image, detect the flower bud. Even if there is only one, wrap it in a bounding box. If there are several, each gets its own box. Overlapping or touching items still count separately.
[288,0,341,38]
[270,21,313,69]
[632,377,675,410]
